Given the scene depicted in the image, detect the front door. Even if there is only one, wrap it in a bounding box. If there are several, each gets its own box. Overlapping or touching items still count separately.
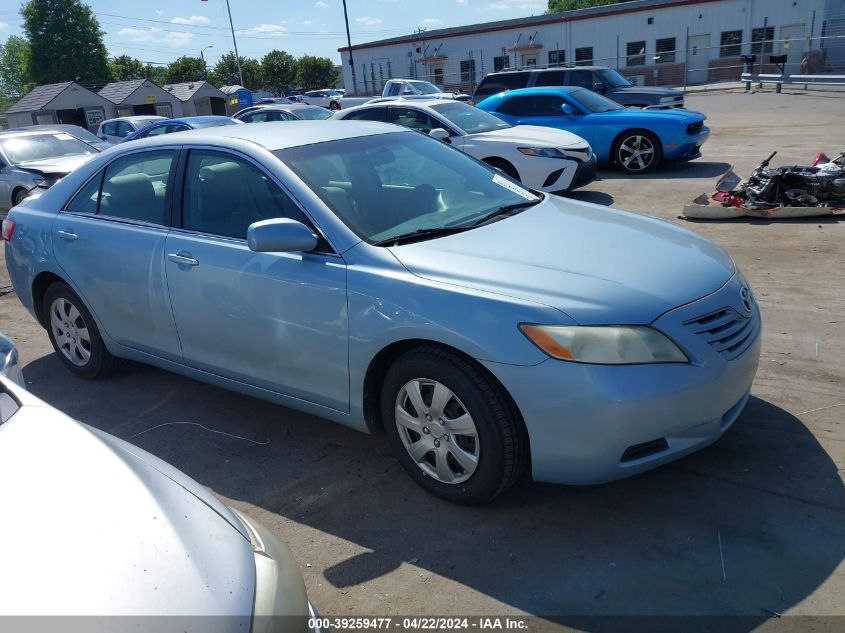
[687,34,710,84]
[164,148,349,412]
[780,24,806,74]
[51,148,183,361]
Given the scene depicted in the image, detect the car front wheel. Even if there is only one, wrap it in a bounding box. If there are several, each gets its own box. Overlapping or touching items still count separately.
[43,282,115,379]
[614,130,661,174]
[381,346,526,504]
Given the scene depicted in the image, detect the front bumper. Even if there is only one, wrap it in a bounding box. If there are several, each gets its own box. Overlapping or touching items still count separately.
[529,154,597,193]
[665,127,710,162]
[565,155,597,191]
[483,275,761,485]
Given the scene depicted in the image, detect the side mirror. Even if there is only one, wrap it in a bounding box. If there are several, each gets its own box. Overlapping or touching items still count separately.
[561,103,576,117]
[247,218,318,253]
[592,82,606,93]
[429,128,451,142]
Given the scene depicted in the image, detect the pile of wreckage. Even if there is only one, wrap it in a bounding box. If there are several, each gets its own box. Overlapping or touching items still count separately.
[684,150,845,219]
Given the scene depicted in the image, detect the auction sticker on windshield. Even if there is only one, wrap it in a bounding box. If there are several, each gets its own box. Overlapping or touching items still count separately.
[492,173,540,201]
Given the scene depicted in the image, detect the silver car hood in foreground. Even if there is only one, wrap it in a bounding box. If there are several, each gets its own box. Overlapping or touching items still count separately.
[389,196,735,325]
[0,387,255,618]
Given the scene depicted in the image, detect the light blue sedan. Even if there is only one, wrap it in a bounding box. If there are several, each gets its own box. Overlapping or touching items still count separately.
[476,87,710,174]
[2,122,760,504]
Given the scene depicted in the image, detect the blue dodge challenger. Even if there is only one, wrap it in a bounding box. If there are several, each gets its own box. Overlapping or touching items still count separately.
[477,87,709,174]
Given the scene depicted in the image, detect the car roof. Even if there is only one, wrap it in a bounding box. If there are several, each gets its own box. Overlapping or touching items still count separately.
[0,128,75,139]
[492,87,580,98]
[486,66,605,75]
[102,115,167,123]
[125,120,406,150]
[160,116,234,124]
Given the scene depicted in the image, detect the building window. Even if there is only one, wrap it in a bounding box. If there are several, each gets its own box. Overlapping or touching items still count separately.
[548,49,566,66]
[460,59,476,83]
[431,67,444,86]
[575,47,593,66]
[655,37,676,63]
[751,26,774,54]
[524,57,537,67]
[720,30,743,57]
[626,41,646,66]
[494,55,510,71]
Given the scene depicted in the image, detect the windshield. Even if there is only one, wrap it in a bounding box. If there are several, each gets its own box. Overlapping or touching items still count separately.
[276,131,540,244]
[568,87,623,113]
[292,107,332,120]
[59,127,103,144]
[598,68,633,88]
[409,81,441,95]
[430,102,511,134]
[0,133,97,164]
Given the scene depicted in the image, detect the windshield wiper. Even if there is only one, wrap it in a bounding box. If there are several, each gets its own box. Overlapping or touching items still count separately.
[371,226,471,246]
[466,199,541,228]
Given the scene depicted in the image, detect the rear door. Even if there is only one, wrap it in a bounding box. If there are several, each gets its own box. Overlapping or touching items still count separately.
[52,148,183,361]
[163,148,349,411]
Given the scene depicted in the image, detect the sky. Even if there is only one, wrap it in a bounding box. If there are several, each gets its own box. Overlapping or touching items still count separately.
[0,0,547,66]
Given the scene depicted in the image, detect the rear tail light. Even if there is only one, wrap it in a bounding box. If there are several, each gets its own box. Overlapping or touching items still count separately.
[1,218,14,242]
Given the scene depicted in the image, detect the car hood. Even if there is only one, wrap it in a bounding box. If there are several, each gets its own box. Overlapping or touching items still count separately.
[599,107,706,123]
[470,124,588,148]
[612,85,683,97]
[388,196,734,324]
[0,393,256,617]
[16,153,97,175]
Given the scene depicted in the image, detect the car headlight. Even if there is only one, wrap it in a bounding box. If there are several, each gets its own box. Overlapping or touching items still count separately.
[31,177,56,189]
[659,96,677,103]
[520,324,688,364]
[518,147,566,158]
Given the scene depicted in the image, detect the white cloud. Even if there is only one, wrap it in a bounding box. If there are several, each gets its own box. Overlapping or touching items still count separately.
[488,2,508,9]
[117,27,162,42]
[237,23,288,36]
[356,16,383,26]
[315,1,329,7]
[422,18,442,24]
[155,9,164,15]
[302,20,314,25]
[455,0,469,4]
[163,31,194,47]
[0,21,8,30]
[171,15,210,25]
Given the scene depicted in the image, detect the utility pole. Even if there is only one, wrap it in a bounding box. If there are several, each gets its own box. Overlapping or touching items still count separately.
[342,0,358,94]
[224,0,244,87]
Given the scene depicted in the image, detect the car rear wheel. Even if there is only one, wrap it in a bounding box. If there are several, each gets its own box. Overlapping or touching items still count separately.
[614,130,661,174]
[381,346,526,504]
[43,282,115,379]
[12,188,28,206]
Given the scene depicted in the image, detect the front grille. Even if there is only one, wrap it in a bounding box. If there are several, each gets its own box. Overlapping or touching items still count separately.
[684,307,757,361]
[621,438,669,463]
[687,121,703,134]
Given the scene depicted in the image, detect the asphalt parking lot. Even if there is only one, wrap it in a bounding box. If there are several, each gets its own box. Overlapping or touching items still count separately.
[1,90,843,629]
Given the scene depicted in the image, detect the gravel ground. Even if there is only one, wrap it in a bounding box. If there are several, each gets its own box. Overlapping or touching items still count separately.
[1,90,843,630]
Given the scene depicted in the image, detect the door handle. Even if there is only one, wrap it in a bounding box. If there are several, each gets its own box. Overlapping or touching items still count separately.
[56,230,78,241]
[167,252,199,266]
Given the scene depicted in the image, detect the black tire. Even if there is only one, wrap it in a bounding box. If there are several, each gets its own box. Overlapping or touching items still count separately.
[329,101,341,111]
[483,158,520,181]
[12,187,28,207]
[43,282,115,379]
[381,346,527,504]
[613,129,662,174]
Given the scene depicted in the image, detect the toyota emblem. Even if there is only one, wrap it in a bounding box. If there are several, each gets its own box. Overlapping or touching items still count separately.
[739,286,753,315]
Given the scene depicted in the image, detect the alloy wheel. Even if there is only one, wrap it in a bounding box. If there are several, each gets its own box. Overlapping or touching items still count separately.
[49,297,91,366]
[395,378,480,484]
[618,134,656,172]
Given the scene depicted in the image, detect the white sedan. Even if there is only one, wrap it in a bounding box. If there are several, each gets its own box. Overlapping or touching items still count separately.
[332,98,596,192]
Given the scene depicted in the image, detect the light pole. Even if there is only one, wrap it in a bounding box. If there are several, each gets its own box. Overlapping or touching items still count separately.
[342,0,357,95]
[200,45,213,63]
[224,0,244,87]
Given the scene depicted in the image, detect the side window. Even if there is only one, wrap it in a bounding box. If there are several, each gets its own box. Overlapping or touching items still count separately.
[99,150,174,225]
[343,108,386,122]
[182,150,307,240]
[144,125,169,137]
[166,125,189,134]
[533,95,567,116]
[101,122,116,137]
[117,121,133,137]
[568,70,595,89]
[269,111,295,121]
[387,83,401,96]
[66,172,103,214]
[474,72,530,99]
[495,96,535,116]
[534,71,567,87]
[389,107,440,133]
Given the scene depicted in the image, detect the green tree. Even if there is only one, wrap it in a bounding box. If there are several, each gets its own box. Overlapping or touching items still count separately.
[142,64,167,85]
[109,55,145,82]
[21,0,111,86]
[261,50,297,96]
[297,55,338,91]
[547,0,623,12]
[0,36,32,101]
[163,56,207,84]
[208,52,262,89]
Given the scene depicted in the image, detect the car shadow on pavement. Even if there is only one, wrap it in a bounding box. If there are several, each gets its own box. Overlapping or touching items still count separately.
[23,355,845,628]
[563,190,615,206]
[598,161,732,180]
